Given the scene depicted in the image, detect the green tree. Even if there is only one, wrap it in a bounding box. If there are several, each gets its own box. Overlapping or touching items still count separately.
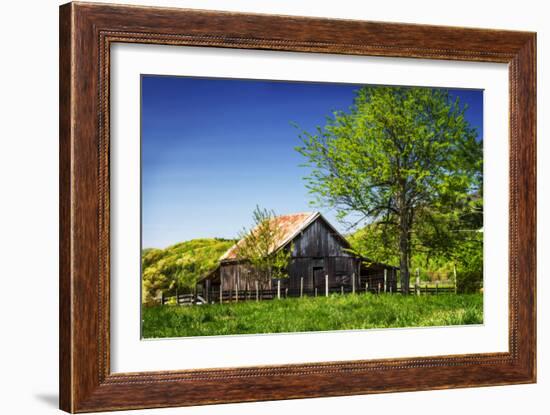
[234,206,291,286]
[413,195,483,270]
[296,86,482,293]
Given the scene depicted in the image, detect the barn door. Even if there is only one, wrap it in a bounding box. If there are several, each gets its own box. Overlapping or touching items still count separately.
[313,267,325,290]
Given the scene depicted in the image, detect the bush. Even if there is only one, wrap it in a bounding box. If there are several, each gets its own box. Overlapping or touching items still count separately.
[164,297,177,306]
[456,270,482,294]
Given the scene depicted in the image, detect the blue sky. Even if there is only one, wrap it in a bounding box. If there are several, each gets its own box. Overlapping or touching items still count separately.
[141,75,483,248]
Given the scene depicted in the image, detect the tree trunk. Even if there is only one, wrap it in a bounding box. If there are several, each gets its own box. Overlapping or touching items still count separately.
[399,224,410,294]
[398,189,411,294]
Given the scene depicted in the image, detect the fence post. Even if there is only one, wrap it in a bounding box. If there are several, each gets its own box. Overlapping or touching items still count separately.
[378,282,381,294]
[341,285,344,295]
[365,282,368,294]
[352,272,356,293]
[235,282,238,302]
[425,283,428,294]
[325,274,329,297]
[436,282,439,295]
[315,287,318,297]
[300,277,304,298]
[277,279,281,299]
[255,280,259,302]
[160,291,164,306]
[416,269,420,296]
[175,287,178,306]
[285,288,288,298]
[384,269,387,293]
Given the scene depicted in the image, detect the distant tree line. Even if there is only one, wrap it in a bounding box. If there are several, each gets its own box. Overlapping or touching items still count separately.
[141,238,235,305]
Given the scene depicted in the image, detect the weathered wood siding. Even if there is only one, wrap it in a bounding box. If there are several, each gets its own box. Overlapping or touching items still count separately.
[360,266,398,292]
[219,263,272,291]
[287,256,360,290]
[291,218,353,257]
[284,218,359,290]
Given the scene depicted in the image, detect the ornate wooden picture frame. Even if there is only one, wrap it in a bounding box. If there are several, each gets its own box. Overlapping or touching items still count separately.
[59,2,536,412]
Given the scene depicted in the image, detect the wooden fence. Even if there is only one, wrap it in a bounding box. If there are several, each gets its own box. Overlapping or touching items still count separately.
[160,280,456,306]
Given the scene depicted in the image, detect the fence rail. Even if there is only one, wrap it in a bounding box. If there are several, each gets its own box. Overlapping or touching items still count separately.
[160,281,456,306]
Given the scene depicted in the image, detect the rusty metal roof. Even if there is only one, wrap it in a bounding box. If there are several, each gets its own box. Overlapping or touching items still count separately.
[220,212,320,261]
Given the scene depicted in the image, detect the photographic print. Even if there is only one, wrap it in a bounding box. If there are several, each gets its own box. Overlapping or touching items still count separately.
[140,75,484,339]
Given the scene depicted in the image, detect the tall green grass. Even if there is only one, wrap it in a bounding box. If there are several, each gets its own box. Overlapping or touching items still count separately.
[142,293,483,338]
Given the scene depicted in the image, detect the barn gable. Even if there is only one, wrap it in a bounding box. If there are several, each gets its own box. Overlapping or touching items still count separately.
[219,211,354,262]
[220,212,319,262]
[289,214,353,258]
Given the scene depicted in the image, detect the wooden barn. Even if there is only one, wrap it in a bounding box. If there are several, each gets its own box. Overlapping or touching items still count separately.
[198,212,398,302]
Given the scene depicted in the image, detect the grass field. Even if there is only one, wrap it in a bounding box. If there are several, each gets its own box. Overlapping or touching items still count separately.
[142,293,483,338]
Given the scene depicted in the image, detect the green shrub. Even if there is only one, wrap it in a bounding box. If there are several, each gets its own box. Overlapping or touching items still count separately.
[456,270,482,293]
